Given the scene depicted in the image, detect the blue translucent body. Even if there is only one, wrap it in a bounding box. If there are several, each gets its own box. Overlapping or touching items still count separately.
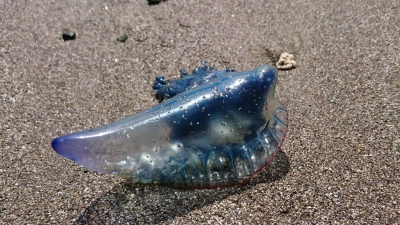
[52,64,288,189]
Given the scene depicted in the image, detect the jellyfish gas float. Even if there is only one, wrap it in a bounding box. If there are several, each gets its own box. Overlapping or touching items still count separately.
[52,63,288,189]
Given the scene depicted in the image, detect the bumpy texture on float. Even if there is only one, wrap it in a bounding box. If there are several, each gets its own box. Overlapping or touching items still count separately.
[52,63,288,189]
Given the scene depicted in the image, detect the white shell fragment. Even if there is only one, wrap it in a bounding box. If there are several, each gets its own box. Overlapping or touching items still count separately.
[276,52,296,70]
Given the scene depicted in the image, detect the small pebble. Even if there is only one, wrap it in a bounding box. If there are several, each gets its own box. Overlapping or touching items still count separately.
[148,0,163,5]
[117,33,128,43]
[62,31,76,41]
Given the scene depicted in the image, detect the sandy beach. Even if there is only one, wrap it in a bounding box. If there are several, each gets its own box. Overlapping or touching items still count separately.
[0,0,399,224]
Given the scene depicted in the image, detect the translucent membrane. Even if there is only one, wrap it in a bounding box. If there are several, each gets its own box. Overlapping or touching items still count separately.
[52,64,288,189]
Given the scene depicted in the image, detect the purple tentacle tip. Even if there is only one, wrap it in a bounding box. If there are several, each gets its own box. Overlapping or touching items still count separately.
[52,63,288,189]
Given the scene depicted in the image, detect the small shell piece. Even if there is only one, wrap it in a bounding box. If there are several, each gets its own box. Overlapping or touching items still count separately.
[52,64,288,189]
[276,52,296,70]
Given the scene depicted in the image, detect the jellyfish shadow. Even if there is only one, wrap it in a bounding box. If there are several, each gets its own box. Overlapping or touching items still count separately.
[75,150,290,224]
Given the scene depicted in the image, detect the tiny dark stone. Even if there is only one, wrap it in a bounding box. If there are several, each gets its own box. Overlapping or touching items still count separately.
[281,209,290,214]
[116,33,128,43]
[148,0,163,5]
[62,31,76,41]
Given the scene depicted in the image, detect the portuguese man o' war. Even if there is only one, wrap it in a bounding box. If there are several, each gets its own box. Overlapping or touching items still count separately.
[52,63,288,189]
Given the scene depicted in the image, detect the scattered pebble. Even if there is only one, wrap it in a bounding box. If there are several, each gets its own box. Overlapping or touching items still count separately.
[117,33,128,43]
[62,31,76,41]
[276,52,296,70]
[148,0,163,5]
